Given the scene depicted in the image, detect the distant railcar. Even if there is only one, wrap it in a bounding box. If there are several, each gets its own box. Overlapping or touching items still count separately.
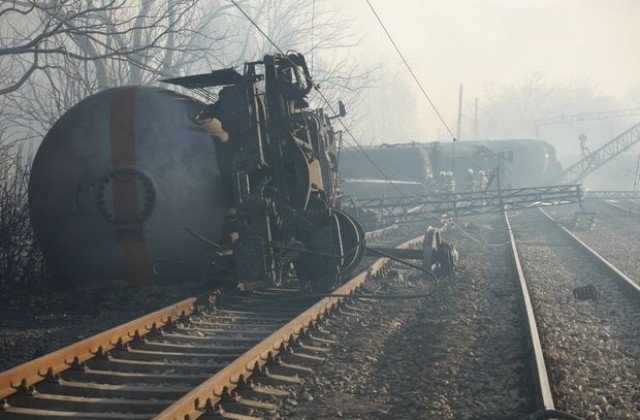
[339,143,433,198]
[339,139,563,199]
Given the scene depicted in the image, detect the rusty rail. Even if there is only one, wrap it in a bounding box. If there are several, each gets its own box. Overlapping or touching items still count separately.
[0,298,196,400]
[539,208,640,295]
[155,235,421,419]
[1,235,423,418]
[504,212,555,411]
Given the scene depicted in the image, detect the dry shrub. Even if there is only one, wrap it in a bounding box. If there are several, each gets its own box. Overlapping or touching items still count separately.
[0,140,48,291]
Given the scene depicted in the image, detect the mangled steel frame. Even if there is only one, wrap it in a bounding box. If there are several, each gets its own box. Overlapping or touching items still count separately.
[354,184,584,224]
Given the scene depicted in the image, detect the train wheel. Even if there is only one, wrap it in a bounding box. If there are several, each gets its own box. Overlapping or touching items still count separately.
[423,226,456,275]
[438,243,457,276]
[331,208,366,275]
[298,208,366,294]
[422,226,442,271]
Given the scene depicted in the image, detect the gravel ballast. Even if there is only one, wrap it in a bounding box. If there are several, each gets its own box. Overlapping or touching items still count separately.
[511,208,640,419]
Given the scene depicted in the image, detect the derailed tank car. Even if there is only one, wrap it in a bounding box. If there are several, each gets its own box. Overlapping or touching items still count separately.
[425,139,563,189]
[339,139,563,199]
[339,143,434,198]
[29,53,365,292]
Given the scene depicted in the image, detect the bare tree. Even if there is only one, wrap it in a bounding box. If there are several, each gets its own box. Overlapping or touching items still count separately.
[0,0,209,94]
[0,0,240,139]
[213,0,374,142]
[358,61,420,143]
[472,74,612,141]
[2,0,372,135]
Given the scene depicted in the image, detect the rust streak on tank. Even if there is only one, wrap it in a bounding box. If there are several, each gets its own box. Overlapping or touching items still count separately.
[110,87,153,287]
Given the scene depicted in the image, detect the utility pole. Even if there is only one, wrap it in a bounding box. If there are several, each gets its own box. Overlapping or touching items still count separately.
[456,84,463,141]
[474,97,478,140]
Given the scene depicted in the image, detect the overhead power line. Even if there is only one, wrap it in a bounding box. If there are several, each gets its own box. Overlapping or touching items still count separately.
[535,108,640,126]
[363,0,456,141]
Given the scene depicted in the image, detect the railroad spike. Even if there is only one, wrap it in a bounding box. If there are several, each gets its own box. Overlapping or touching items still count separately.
[288,335,298,348]
[15,378,36,396]
[112,337,129,352]
[278,342,291,354]
[252,361,265,376]
[68,356,87,372]
[264,351,274,362]
[147,322,163,339]
[220,386,239,403]
[131,329,146,344]
[163,316,177,333]
[265,352,282,366]
[42,367,61,384]
[236,374,255,390]
[92,345,110,360]
[299,327,309,339]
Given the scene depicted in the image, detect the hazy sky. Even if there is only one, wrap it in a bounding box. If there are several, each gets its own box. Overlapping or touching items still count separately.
[334,0,640,140]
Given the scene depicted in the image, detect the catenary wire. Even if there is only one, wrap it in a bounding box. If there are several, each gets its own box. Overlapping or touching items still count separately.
[363,0,496,177]
[363,0,456,141]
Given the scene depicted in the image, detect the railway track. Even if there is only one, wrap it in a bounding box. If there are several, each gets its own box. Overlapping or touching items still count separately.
[508,208,640,419]
[594,198,640,215]
[281,209,640,418]
[0,228,425,419]
[548,199,640,289]
[286,213,535,418]
[607,200,639,214]
[4,208,639,419]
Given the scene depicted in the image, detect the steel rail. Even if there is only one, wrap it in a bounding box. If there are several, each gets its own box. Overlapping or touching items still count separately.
[0,298,196,400]
[593,197,640,215]
[155,235,422,419]
[602,200,637,214]
[539,208,640,294]
[504,211,555,411]
[1,235,423,418]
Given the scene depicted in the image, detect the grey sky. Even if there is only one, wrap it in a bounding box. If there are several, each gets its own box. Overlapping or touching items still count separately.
[336,0,640,139]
